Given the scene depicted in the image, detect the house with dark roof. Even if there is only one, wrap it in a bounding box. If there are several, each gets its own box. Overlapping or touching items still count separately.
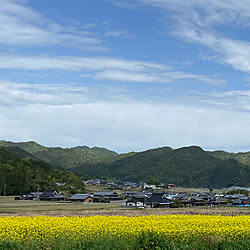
[93,191,121,202]
[147,192,173,208]
[126,193,149,208]
[69,194,93,203]
[40,190,65,201]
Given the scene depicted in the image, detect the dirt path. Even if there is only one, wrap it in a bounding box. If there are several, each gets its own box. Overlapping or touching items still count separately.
[0,207,249,217]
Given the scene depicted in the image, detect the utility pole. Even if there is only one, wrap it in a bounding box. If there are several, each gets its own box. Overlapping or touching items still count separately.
[3,184,6,196]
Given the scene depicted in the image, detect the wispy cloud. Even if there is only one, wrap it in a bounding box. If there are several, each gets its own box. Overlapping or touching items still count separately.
[1,80,250,152]
[0,54,167,72]
[114,0,250,74]
[104,30,136,39]
[82,22,97,29]
[111,0,141,8]
[0,54,225,85]
[0,0,104,51]
[93,70,226,85]
[173,20,250,73]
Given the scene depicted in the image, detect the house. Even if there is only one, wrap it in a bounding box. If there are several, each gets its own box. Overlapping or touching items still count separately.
[123,182,140,189]
[30,192,43,198]
[125,191,152,199]
[126,193,148,208]
[69,194,93,203]
[147,192,173,208]
[196,192,213,201]
[93,191,121,202]
[207,198,228,206]
[232,199,242,206]
[242,199,250,205]
[87,179,101,185]
[40,190,65,201]
[181,199,191,207]
[168,184,176,188]
[172,193,187,200]
[190,197,206,206]
[143,183,157,190]
[50,194,65,201]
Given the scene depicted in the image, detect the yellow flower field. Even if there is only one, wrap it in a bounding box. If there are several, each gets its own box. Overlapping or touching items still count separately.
[0,215,249,242]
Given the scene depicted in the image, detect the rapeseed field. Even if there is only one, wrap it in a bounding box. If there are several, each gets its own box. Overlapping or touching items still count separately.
[0,215,249,249]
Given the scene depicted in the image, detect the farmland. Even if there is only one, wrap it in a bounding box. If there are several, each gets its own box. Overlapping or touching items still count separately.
[0,215,249,249]
[0,196,250,217]
[1,196,250,249]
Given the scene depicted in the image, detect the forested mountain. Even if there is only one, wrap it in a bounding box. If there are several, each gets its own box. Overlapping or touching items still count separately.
[1,140,250,188]
[0,147,82,195]
[0,140,118,169]
[209,150,250,167]
[72,146,250,188]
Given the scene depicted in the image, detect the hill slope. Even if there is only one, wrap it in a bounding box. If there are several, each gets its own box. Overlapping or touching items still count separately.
[0,140,118,169]
[209,150,250,167]
[1,141,250,188]
[0,147,82,195]
[73,146,250,188]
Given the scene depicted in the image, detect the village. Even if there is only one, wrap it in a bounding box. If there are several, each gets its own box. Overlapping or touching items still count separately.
[15,179,250,209]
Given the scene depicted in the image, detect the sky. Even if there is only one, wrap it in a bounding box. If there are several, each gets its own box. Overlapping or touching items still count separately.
[1,0,250,153]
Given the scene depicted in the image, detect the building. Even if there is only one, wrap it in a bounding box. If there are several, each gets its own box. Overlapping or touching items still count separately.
[147,192,173,208]
[69,194,93,203]
[40,190,65,201]
[93,191,121,202]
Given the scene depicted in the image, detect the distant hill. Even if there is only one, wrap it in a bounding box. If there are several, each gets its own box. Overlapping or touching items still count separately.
[1,140,250,188]
[73,146,250,188]
[0,147,82,195]
[0,140,47,154]
[0,140,118,169]
[209,150,250,167]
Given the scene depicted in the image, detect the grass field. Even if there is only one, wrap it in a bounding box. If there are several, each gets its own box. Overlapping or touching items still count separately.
[0,196,249,217]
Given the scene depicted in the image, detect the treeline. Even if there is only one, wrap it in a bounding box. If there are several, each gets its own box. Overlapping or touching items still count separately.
[72,146,250,188]
[0,148,83,196]
[1,141,250,188]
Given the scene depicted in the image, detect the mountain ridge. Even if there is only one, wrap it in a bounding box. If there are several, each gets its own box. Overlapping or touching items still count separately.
[0,147,83,195]
[1,140,250,188]
[72,145,250,188]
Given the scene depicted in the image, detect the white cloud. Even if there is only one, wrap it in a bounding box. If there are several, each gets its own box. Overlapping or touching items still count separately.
[82,23,97,29]
[0,54,167,72]
[0,54,225,85]
[1,92,250,153]
[114,0,250,74]
[0,0,104,50]
[173,20,250,73]
[1,80,250,152]
[93,70,226,85]
[104,30,135,39]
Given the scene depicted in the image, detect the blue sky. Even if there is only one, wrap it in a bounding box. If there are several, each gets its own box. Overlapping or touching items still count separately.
[1,0,250,152]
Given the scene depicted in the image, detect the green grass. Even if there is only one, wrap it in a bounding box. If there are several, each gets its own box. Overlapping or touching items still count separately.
[0,199,122,214]
[0,233,249,250]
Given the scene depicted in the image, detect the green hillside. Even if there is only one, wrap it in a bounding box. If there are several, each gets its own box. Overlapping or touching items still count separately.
[73,146,250,188]
[0,147,82,196]
[209,150,250,167]
[0,140,118,169]
[1,140,250,188]
[0,140,47,154]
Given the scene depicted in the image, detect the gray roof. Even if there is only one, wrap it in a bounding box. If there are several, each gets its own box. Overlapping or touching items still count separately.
[94,191,118,196]
[225,186,250,191]
[40,190,58,197]
[69,194,91,200]
[126,192,151,197]
[30,192,43,196]
[49,195,65,199]
[133,194,148,199]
